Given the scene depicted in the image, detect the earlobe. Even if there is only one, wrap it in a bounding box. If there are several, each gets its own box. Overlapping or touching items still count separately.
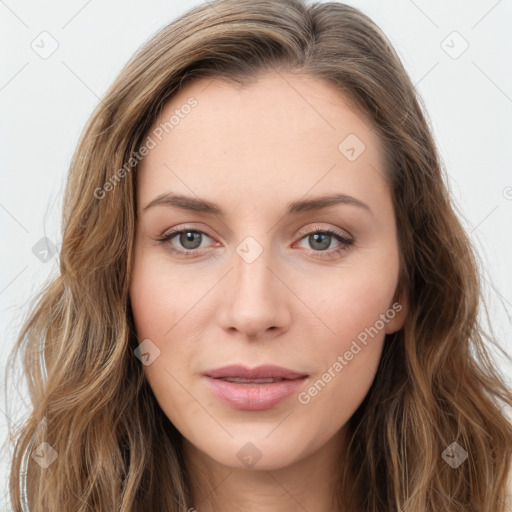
[385,289,408,335]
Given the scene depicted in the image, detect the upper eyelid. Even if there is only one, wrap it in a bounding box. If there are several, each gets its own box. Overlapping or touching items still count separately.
[296,223,353,240]
[160,226,211,240]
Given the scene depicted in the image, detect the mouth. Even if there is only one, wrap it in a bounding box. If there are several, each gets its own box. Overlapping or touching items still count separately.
[202,364,309,410]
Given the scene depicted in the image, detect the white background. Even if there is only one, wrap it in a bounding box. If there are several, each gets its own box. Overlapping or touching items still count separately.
[1,0,511,509]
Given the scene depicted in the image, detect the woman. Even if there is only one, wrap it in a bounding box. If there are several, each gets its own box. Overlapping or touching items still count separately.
[6,0,512,510]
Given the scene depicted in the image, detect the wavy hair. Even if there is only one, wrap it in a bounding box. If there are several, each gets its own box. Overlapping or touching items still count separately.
[5,0,512,510]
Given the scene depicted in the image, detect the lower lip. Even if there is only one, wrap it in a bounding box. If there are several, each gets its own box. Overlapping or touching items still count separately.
[203,376,308,410]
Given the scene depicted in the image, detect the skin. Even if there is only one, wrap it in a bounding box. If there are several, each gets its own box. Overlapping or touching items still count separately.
[129,71,408,512]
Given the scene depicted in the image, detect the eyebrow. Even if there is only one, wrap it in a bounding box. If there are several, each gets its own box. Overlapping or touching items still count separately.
[142,191,372,216]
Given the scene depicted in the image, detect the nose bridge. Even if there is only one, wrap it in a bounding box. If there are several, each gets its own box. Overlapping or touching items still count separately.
[233,233,278,307]
[235,239,273,297]
[219,233,289,336]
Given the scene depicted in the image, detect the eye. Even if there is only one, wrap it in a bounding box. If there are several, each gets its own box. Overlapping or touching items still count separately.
[157,227,214,256]
[294,225,354,259]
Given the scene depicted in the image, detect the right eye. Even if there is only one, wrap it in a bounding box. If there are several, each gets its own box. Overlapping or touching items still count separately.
[157,227,216,256]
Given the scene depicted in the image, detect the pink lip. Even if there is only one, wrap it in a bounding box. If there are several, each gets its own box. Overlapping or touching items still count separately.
[202,364,309,410]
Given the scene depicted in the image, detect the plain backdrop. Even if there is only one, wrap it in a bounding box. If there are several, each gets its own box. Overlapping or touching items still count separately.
[1,0,511,509]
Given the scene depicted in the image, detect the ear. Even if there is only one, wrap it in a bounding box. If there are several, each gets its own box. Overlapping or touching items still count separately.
[385,285,408,335]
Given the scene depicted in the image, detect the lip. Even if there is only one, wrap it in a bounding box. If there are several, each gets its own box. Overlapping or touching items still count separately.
[203,364,308,380]
[202,364,309,410]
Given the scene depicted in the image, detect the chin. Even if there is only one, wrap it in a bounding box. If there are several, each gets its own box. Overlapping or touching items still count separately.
[184,424,322,472]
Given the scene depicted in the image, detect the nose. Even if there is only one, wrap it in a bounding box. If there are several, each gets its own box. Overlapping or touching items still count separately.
[217,241,291,340]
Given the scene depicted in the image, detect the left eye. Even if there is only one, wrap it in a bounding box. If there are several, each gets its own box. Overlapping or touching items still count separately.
[295,228,353,252]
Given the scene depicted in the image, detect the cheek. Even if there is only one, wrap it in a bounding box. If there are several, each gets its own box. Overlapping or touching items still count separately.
[130,251,160,334]
[293,264,397,417]
[296,308,386,430]
[129,251,207,340]
[129,262,201,435]
[129,252,212,422]
[305,260,397,351]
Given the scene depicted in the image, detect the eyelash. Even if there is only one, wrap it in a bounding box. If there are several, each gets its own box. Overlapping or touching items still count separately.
[157,224,354,260]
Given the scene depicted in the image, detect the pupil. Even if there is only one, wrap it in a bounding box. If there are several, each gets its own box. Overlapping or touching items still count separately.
[310,233,330,251]
[181,232,201,249]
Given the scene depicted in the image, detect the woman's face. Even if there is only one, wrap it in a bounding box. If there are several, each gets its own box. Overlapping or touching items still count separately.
[129,71,407,471]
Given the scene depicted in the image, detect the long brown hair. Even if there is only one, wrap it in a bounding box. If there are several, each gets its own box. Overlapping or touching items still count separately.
[5,0,512,510]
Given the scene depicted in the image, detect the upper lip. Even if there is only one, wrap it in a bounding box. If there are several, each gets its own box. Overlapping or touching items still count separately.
[203,364,308,380]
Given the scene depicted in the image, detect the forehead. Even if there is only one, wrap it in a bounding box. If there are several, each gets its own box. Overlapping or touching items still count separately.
[136,71,389,212]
